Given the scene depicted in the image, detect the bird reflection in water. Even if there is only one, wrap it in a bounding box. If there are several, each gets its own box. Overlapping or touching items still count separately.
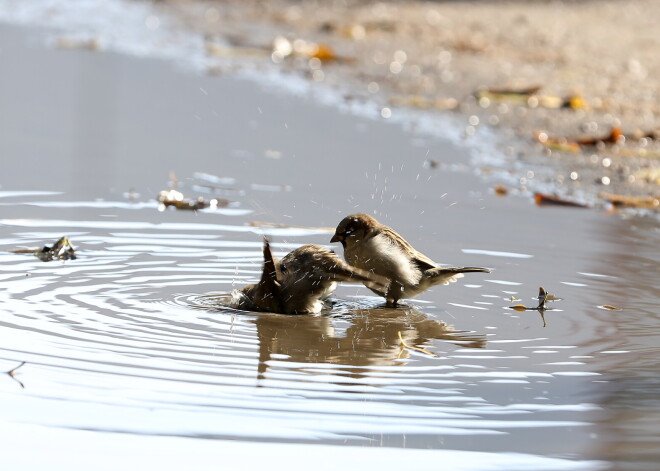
[253,303,486,382]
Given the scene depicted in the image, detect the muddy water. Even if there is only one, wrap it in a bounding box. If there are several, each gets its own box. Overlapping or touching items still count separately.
[0,24,659,470]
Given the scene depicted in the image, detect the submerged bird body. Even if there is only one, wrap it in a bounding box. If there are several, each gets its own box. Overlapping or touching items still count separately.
[278,244,387,314]
[231,240,388,315]
[331,213,491,306]
[230,238,282,313]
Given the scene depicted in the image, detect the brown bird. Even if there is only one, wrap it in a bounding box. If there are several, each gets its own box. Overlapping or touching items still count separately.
[330,213,491,307]
[231,239,388,314]
[277,244,388,314]
[230,237,283,313]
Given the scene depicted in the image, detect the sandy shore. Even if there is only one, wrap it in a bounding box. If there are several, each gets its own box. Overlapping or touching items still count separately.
[151,0,659,211]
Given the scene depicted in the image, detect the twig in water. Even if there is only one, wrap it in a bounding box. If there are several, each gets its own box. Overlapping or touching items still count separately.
[6,361,26,389]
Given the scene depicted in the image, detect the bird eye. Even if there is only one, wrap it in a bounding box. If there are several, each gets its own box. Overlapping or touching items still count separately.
[280,263,287,273]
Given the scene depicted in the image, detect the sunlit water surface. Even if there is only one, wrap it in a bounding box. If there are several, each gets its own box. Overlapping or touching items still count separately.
[0,9,658,471]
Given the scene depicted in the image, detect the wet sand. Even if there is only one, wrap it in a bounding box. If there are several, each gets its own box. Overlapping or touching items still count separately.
[0,18,659,471]
[155,0,660,210]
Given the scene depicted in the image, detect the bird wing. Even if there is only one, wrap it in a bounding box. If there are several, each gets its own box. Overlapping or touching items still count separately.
[379,226,437,271]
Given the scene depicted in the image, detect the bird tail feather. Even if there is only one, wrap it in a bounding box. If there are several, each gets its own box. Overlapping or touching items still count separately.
[424,267,491,286]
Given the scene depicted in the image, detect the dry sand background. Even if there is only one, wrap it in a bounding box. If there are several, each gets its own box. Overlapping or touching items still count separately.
[152,0,659,210]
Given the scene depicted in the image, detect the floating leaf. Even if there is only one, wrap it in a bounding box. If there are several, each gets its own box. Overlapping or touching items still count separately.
[6,361,25,377]
[5,361,25,389]
[600,304,622,311]
[157,189,229,211]
[509,304,529,312]
[12,236,76,262]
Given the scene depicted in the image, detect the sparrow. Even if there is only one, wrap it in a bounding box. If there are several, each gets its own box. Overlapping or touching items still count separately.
[330,213,491,307]
[230,237,283,313]
[231,239,388,314]
[277,244,388,314]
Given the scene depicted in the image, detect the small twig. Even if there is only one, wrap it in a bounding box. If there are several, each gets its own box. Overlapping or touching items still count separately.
[6,361,25,377]
[6,361,26,389]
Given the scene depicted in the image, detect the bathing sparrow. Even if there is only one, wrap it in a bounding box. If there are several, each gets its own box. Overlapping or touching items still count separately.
[230,237,283,313]
[277,244,388,314]
[231,239,387,314]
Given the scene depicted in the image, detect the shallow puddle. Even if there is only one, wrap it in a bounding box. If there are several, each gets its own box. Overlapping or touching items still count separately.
[0,22,658,470]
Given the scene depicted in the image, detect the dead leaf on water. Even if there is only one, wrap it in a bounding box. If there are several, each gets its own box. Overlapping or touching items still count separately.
[508,287,559,327]
[157,189,230,211]
[509,304,529,312]
[11,236,76,262]
[599,305,622,311]
[5,361,25,389]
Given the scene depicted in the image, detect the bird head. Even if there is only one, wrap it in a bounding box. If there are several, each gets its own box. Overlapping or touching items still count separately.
[330,213,378,248]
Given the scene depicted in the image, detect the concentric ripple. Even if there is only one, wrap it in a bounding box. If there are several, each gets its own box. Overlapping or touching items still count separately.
[0,203,616,462]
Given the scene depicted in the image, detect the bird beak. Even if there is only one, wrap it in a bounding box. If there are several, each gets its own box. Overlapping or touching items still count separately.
[330,233,343,243]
